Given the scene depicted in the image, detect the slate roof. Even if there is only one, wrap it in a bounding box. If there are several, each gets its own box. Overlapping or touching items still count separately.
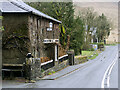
[0,0,61,23]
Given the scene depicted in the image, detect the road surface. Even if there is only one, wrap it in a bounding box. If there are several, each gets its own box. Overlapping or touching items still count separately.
[2,45,118,88]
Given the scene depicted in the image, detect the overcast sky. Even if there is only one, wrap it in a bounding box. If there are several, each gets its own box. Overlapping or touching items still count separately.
[1,0,119,2]
[73,0,119,2]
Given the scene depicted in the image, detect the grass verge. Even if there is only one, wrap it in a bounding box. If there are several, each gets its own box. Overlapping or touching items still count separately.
[82,50,100,60]
[105,44,116,46]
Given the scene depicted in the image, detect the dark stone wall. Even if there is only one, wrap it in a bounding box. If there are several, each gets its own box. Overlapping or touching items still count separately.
[24,58,41,80]
[41,60,69,77]
[28,15,60,61]
[41,62,54,70]
[30,59,69,80]
[74,56,88,65]
[2,13,30,64]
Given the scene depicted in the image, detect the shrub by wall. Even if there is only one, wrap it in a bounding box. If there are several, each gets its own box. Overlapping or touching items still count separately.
[97,42,104,49]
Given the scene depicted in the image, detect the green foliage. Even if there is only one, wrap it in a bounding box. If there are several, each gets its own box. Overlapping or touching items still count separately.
[59,24,66,46]
[79,8,112,47]
[0,26,4,31]
[52,71,56,74]
[41,69,44,72]
[97,42,104,49]
[95,13,111,42]
[105,43,116,46]
[82,50,99,60]
[90,42,98,44]
[89,47,95,51]
[70,16,85,55]
[79,8,98,49]
[48,71,56,75]
[77,56,87,60]
[89,53,98,60]
[0,16,3,20]
[48,72,52,75]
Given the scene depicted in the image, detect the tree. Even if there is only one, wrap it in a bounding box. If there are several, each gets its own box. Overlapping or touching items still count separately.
[95,13,111,42]
[78,8,98,49]
[70,16,85,55]
[79,8,112,43]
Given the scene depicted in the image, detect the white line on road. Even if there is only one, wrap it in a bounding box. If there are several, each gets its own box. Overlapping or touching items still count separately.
[101,55,117,88]
[107,59,116,88]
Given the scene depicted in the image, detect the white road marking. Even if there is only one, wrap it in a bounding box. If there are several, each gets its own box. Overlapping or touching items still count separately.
[107,58,117,87]
[107,76,110,87]
[101,55,117,88]
[101,60,113,88]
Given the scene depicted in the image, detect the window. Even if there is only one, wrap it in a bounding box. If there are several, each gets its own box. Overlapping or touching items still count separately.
[47,22,53,31]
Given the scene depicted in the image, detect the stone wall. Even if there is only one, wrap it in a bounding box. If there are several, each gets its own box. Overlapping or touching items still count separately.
[2,13,30,64]
[74,56,88,65]
[24,58,41,80]
[24,55,88,81]
[40,60,69,78]
[28,15,60,63]
[25,58,69,80]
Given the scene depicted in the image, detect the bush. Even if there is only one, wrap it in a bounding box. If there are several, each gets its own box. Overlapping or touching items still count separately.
[89,48,95,51]
[97,42,104,49]
[52,71,56,74]
[74,48,79,55]
[48,72,52,75]
[83,43,91,51]
[41,69,44,72]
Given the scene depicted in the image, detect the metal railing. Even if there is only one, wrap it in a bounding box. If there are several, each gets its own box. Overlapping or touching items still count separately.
[58,54,68,63]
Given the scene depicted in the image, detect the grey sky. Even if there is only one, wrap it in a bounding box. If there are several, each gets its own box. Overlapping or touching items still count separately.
[73,0,119,2]
[0,0,119,2]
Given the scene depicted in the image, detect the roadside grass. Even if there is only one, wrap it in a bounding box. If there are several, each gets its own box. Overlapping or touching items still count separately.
[117,42,120,44]
[48,71,56,75]
[48,72,52,75]
[82,50,100,60]
[105,44,116,46]
[0,16,3,20]
[52,71,56,74]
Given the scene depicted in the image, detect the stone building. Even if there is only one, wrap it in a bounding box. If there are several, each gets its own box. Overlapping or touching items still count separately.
[1,0,61,70]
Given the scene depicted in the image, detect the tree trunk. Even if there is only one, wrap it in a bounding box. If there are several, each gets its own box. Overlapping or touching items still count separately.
[79,48,82,55]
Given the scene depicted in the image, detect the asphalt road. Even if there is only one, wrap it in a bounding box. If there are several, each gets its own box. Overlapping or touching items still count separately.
[2,45,118,88]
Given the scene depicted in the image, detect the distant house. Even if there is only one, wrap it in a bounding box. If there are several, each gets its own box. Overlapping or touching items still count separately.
[1,0,61,67]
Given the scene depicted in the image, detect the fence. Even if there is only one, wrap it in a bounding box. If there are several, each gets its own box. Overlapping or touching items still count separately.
[58,54,68,63]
